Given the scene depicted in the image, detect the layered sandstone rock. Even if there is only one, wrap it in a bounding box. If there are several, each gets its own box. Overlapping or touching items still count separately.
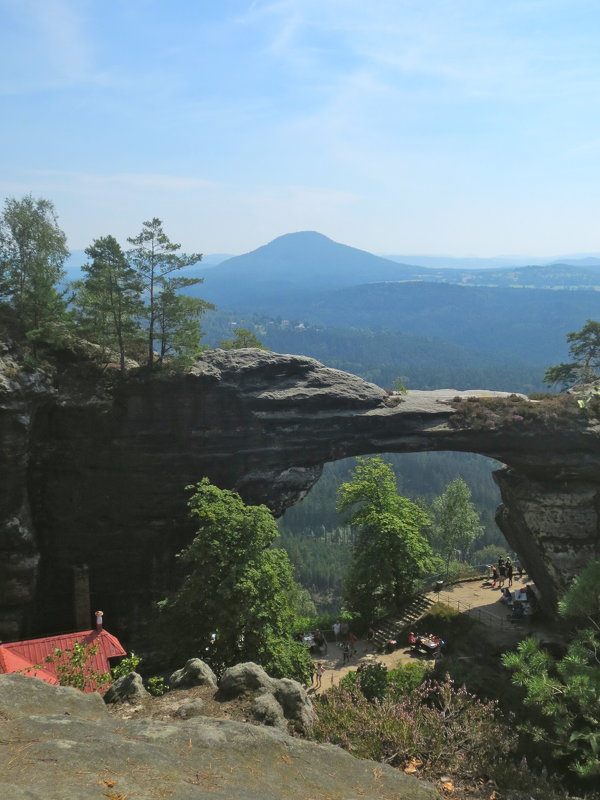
[1,345,599,641]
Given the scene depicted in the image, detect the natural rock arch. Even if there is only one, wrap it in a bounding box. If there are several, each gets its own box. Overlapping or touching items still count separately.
[2,346,599,641]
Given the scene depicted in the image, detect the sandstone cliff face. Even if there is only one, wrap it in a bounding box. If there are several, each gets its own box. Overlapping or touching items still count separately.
[1,345,599,642]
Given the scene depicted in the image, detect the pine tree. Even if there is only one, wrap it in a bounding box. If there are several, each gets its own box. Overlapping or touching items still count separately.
[127,218,203,367]
[73,235,144,372]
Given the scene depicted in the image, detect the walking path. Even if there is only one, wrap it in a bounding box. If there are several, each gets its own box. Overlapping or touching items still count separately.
[309,575,547,695]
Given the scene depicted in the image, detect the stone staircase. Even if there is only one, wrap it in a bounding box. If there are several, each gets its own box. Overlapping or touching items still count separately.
[371,594,434,652]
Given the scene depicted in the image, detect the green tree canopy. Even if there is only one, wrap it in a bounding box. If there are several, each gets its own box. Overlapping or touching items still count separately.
[0,195,69,344]
[430,478,483,576]
[127,218,203,367]
[544,319,600,389]
[502,560,600,779]
[337,457,433,623]
[154,276,215,368]
[158,479,312,682]
[219,327,268,350]
[73,235,144,373]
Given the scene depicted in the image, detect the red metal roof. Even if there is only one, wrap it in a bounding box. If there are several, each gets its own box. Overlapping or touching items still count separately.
[0,629,126,692]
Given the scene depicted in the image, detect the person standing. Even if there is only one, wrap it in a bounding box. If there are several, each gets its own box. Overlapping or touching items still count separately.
[348,631,358,655]
[498,560,506,588]
[333,620,341,642]
[506,558,513,587]
[315,662,325,689]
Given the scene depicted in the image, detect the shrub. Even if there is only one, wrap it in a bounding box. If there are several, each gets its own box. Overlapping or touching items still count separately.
[147,676,167,696]
[387,662,429,699]
[111,651,141,680]
[311,675,515,781]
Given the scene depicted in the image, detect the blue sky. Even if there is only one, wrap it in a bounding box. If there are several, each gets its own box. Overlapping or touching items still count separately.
[2,0,600,257]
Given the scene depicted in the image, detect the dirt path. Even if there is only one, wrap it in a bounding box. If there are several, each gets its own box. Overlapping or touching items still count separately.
[308,576,544,695]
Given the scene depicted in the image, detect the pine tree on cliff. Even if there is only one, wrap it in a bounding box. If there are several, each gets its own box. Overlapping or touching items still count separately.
[126,218,203,368]
[73,235,145,373]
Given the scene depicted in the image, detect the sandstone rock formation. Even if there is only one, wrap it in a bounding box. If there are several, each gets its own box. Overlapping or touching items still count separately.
[0,674,438,800]
[170,658,218,690]
[1,344,599,642]
[219,662,315,731]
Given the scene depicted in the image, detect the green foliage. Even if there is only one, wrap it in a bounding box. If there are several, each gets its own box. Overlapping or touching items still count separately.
[391,375,408,393]
[338,457,433,623]
[557,559,600,627]
[218,327,268,349]
[503,563,600,779]
[0,195,69,348]
[429,478,484,575]
[111,651,141,681]
[44,642,110,693]
[356,662,389,701]
[153,276,214,367]
[544,319,600,389]
[387,662,429,699]
[127,218,203,367]
[147,676,167,696]
[72,234,144,372]
[158,478,312,683]
[502,630,600,778]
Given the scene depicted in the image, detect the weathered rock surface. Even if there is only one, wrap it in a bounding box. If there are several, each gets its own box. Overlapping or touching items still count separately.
[169,658,218,689]
[220,662,278,697]
[175,697,205,718]
[0,675,438,800]
[251,690,287,731]
[2,344,600,639]
[103,671,148,704]
[219,662,315,730]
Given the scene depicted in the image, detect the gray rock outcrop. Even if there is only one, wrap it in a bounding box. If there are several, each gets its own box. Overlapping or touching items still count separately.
[2,344,600,638]
[103,671,148,704]
[251,691,287,731]
[169,658,218,689]
[220,662,315,731]
[219,662,277,697]
[0,674,438,800]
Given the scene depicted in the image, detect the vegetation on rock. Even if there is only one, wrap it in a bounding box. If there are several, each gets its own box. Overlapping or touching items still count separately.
[157,478,313,683]
[503,560,600,779]
[338,457,434,623]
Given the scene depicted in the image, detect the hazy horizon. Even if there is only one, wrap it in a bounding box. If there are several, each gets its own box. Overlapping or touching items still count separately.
[3,2,600,257]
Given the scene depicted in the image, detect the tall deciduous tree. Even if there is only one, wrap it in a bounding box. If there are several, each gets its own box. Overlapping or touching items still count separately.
[73,235,144,373]
[158,479,312,682]
[430,478,483,576]
[0,195,68,342]
[544,319,600,389]
[127,218,202,367]
[337,457,433,623]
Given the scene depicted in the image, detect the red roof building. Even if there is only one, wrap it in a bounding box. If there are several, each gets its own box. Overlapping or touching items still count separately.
[0,612,126,692]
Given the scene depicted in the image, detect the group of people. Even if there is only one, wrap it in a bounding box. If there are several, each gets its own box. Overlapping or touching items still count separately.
[407,631,446,656]
[489,556,521,588]
[499,583,538,618]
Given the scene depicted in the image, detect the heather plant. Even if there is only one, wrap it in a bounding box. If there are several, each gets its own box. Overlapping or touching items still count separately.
[311,675,515,781]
